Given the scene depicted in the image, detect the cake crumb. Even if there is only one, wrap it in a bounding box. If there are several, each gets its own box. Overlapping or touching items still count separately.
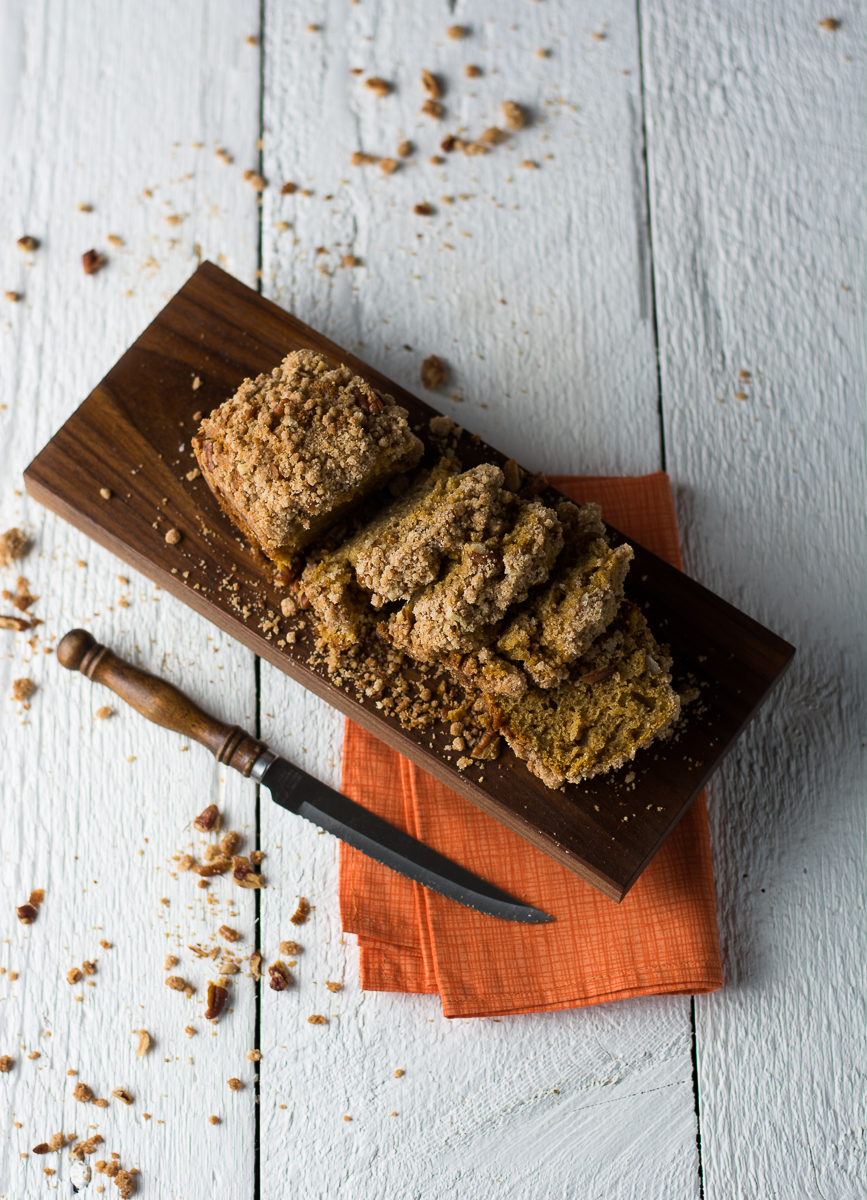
[99,487,112,500]
[95,706,113,720]
[365,77,392,97]
[394,1068,405,1078]
[290,897,309,925]
[818,17,841,30]
[209,1115,220,1125]
[308,1014,327,1025]
[501,101,526,130]
[247,1049,262,1061]
[447,24,467,39]
[227,1077,243,1091]
[325,981,342,993]
[165,528,182,545]
[73,1082,94,1102]
[278,940,301,955]
[0,528,29,567]
[0,1055,13,1072]
[136,1030,151,1057]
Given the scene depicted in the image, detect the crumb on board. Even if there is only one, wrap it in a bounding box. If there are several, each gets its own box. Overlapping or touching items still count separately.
[247,1049,261,1061]
[290,897,309,926]
[136,1030,151,1057]
[0,1055,13,1072]
[365,76,392,97]
[394,1068,405,1078]
[421,356,447,390]
[82,249,105,275]
[501,100,526,130]
[218,925,240,942]
[95,706,113,720]
[73,1081,93,1102]
[278,940,301,955]
[209,1114,220,1125]
[325,981,342,993]
[227,1077,243,1091]
[447,25,468,39]
[308,1014,327,1025]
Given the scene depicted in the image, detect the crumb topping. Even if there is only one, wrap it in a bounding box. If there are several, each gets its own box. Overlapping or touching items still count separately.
[193,350,423,561]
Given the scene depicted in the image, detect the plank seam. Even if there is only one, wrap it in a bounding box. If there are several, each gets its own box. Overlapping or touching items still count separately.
[690,996,705,1198]
[635,0,667,473]
[254,5,266,1197]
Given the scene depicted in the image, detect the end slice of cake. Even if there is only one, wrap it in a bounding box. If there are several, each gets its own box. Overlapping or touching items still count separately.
[192,349,423,568]
[483,602,680,787]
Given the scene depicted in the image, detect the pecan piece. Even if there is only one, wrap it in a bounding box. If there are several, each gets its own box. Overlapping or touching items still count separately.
[136,1030,151,1057]
[82,249,105,275]
[67,967,83,985]
[350,382,384,415]
[16,903,37,924]
[471,730,502,761]
[17,236,39,252]
[0,1056,13,1072]
[32,1143,51,1154]
[218,925,240,943]
[194,855,233,877]
[205,981,229,1020]
[421,69,442,98]
[268,961,291,991]
[250,950,263,981]
[232,857,264,889]
[112,1088,134,1105]
[501,459,523,493]
[193,804,221,832]
[289,897,309,926]
[0,615,30,631]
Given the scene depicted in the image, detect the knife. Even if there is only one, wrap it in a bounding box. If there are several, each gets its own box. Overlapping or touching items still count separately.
[57,629,553,924]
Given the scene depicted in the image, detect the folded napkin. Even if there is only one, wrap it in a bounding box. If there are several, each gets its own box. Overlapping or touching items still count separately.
[338,472,723,1018]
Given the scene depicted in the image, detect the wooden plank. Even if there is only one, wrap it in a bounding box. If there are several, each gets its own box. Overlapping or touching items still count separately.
[256,2,702,1196]
[24,261,794,904]
[641,3,866,1196]
[0,2,262,1196]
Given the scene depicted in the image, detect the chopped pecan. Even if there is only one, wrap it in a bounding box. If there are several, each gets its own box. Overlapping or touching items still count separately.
[112,1087,134,1105]
[81,960,96,976]
[218,925,239,943]
[205,981,229,1020]
[471,730,502,760]
[232,857,264,889]
[268,961,291,991]
[32,1143,50,1155]
[194,855,233,877]
[350,382,384,415]
[193,804,221,832]
[82,249,105,275]
[0,1056,13,1072]
[28,888,44,907]
[16,903,37,925]
[289,897,309,926]
[67,967,83,985]
[278,940,301,955]
[136,1030,151,1057]
[307,1014,327,1025]
[17,236,39,252]
[250,950,263,981]
[0,615,30,631]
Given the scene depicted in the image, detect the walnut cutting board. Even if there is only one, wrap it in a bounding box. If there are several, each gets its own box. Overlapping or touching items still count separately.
[24,262,795,901]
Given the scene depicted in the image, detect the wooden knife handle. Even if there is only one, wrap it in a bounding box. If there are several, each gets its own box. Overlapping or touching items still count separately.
[57,629,267,777]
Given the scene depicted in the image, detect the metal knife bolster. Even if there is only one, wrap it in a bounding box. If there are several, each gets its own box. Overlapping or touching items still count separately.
[251,749,279,784]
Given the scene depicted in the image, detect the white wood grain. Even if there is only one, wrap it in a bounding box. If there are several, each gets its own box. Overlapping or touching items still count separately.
[256,3,700,1197]
[0,2,262,1196]
[641,3,866,1196]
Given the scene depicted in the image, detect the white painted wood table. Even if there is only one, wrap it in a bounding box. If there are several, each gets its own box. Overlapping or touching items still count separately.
[1,3,863,1197]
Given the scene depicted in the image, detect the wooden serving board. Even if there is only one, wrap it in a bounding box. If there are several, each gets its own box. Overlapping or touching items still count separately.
[24,262,795,901]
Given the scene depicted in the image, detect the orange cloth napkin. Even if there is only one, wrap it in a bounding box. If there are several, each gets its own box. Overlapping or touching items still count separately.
[338,472,723,1018]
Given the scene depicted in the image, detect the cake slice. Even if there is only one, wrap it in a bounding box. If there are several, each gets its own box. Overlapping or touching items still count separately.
[494,501,633,688]
[483,602,680,787]
[192,350,423,568]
